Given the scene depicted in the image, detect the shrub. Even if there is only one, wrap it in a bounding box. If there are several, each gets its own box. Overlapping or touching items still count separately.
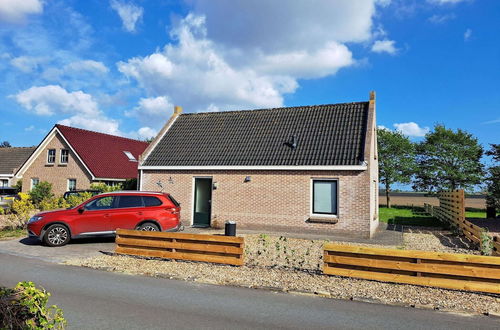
[39,197,69,211]
[65,192,93,208]
[14,179,22,192]
[480,230,493,256]
[5,193,36,229]
[90,182,122,193]
[0,281,66,329]
[29,182,54,207]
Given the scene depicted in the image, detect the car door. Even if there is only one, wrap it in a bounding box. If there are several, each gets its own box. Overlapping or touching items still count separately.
[74,196,116,235]
[108,195,145,231]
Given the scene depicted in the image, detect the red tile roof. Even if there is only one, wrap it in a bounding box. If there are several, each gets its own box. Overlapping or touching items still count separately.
[56,124,148,179]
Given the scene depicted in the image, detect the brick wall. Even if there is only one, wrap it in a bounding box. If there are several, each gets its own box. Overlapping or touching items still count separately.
[21,132,93,195]
[141,169,373,237]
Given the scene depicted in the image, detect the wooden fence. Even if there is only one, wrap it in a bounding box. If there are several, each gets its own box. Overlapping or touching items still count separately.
[424,190,500,256]
[323,243,500,294]
[115,229,244,266]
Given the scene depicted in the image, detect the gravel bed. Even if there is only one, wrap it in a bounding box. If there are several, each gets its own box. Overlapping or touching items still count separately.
[403,227,479,255]
[65,233,499,314]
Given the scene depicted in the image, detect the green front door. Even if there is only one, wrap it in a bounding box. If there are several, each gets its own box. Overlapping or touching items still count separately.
[193,178,212,227]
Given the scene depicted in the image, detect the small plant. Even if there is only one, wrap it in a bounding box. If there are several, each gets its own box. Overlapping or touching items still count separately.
[480,230,493,256]
[6,193,36,229]
[0,281,66,329]
[65,192,93,208]
[90,182,122,193]
[29,181,54,206]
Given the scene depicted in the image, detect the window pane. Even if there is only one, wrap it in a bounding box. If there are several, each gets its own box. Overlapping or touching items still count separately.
[117,195,143,208]
[47,149,55,163]
[61,149,69,163]
[86,196,115,210]
[313,180,337,215]
[144,196,162,207]
[68,179,76,191]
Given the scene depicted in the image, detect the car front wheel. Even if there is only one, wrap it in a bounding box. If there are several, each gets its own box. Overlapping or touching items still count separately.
[43,224,70,247]
[138,223,160,231]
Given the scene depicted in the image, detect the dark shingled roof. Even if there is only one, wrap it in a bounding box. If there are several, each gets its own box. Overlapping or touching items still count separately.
[144,102,369,167]
[0,147,36,174]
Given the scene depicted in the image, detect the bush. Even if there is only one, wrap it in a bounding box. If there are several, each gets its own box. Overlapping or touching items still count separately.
[5,193,36,229]
[90,182,122,193]
[38,197,69,211]
[29,182,54,207]
[0,281,66,329]
[65,192,93,208]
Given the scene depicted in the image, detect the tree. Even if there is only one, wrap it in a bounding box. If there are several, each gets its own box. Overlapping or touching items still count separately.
[0,141,11,147]
[378,128,415,208]
[485,144,500,212]
[413,125,484,193]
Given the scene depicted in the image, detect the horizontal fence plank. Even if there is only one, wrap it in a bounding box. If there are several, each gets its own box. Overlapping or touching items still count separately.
[324,243,500,265]
[323,265,500,294]
[115,229,244,266]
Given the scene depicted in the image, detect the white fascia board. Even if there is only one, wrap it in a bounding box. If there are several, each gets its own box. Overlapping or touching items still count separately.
[56,129,96,180]
[138,165,368,171]
[0,174,14,177]
[93,178,127,182]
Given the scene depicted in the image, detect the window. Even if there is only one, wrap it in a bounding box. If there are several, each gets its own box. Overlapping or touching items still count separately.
[117,195,143,208]
[60,149,69,164]
[85,196,115,210]
[123,151,137,162]
[31,178,39,190]
[47,149,56,164]
[0,179,8,187]
[67,179,76,191]
[312,179,338,215]
[144,196,163,207]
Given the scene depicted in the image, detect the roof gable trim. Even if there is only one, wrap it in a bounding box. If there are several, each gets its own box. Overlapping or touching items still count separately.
[138,165,367,171]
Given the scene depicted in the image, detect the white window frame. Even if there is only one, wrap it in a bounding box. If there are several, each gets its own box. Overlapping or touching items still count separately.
[60,149,69,164]
[31,178,39,190]
[67,179,77,191]
[47,149,56,164]
[0,179,8,187]
[310,178,339,218]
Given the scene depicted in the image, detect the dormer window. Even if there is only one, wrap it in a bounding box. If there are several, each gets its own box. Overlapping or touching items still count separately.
[123,151,137,162]
[47,149,56,164]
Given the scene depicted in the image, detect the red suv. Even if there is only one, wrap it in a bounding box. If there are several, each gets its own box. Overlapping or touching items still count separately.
[27,191,182,247]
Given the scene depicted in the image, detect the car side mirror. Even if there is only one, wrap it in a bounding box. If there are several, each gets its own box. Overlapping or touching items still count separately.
[78,207,85,214]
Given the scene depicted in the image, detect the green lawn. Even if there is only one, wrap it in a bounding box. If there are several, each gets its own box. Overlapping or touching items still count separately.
[0,228,26,240]
[379,207,442,227]
[465,210,487,218]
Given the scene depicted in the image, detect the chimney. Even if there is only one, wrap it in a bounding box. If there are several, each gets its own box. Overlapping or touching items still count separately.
[369,91,376,102]
[174,105,183,115]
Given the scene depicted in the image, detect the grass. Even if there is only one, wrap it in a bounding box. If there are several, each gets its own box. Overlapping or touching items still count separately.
[465,210,487,219]
[0,228,25,240]
[379,206,442,227]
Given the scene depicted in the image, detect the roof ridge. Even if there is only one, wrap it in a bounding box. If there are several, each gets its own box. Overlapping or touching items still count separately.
[180,101,369,116]
[0,146,36,149]
[56,124,148,145]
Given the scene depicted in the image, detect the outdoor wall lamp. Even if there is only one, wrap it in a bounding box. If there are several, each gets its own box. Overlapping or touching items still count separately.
[244,176,251,182]
[213,182,219,190]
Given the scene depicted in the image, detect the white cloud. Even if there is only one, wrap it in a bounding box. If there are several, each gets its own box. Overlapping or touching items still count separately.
[136,127,157,139]
[428,0,467,4]
[482,118,500,125]
[110,0,143,32]
[371,39,398,54]
[125,96,174,128]
[13,85,121,135]
[464,28,472,41]
[393,122,430,137]
[0,0,43,23]
[65,60,109,74]
[10,56,46,73]
[428,14,456,24]
[377,125,390,131]
[375,0,392,7]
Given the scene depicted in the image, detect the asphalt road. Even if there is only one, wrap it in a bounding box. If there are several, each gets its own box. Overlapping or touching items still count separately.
[0,253,498,329]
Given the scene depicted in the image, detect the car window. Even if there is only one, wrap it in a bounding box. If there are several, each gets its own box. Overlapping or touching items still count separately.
[85,196,115,210]
[143,196,163,207]
[117,195,143,208]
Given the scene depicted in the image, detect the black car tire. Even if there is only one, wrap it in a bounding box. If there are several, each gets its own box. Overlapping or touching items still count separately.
[43,224,71,247]
[138,222,160,231]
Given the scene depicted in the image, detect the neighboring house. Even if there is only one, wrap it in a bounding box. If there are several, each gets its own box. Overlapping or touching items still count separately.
[0,147,36,187]
[15,124,148,195]
[139,92,379,238]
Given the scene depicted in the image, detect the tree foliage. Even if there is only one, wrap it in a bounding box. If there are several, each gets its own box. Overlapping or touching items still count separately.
[0,141,11,148]
[413,125,484,192]
[377,128,415,207]
[485,144,500,210]
[28,181,54,206]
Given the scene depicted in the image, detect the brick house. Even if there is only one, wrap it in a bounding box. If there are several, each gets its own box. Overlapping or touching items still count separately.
[0,147,36,187]
[15,125,148,195]
[139,92,379,237]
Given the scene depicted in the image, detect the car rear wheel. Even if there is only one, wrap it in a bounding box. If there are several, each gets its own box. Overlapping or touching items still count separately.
[138,223,160,231]
[43,224,70,247]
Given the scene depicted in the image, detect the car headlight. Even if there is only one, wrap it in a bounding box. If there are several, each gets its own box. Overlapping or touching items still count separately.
[28,216,43,223]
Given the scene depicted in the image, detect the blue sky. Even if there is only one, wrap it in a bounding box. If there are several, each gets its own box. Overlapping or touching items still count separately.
[0,0,498,150]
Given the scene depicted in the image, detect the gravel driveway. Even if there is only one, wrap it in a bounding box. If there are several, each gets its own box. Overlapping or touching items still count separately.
[0,236,115,263]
